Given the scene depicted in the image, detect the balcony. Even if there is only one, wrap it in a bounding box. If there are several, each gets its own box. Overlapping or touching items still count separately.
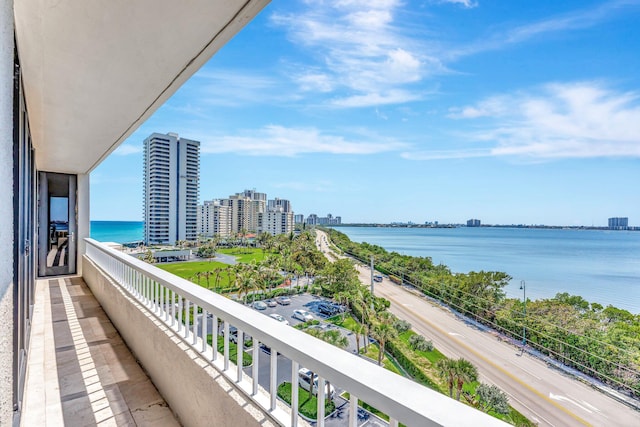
[20,239,505,426]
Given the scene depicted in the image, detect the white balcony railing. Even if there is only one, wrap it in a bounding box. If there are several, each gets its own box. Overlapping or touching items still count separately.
[84,238,506,427]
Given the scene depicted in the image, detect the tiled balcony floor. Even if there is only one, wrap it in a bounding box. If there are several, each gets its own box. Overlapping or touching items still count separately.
[21,276,180,426]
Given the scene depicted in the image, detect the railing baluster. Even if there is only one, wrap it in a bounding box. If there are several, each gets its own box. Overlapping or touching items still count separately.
[291,360,299,426]
[202,309,208,353]
[177,297,183,334]
[223,321,230,371]
[154,281,159,312]
[349,393,358,427]
[211,315,218,362]
[252,342,259,396]
[171,290,175,327]
[192,304,198,345]
[270,350,277,411]
[237,330,244,382]
[317,376,326,427]
[185,299,191,339]
[160,284,165,320]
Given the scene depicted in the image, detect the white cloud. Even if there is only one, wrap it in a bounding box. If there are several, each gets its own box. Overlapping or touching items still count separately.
[331,89,423,108]
[200,125,408,156]
[401,148,491,160]
[272,1,439,107]
[439,0,478,9]
[295,72,335,92]
[113,144,141,156]
[449,0,640,59]
[439,82,640,160]
[189,70,281,106]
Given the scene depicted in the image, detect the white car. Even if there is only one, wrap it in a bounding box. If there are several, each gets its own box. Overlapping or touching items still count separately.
[292,309,313,322]
[298,368,335,399]
[269,313,289,325]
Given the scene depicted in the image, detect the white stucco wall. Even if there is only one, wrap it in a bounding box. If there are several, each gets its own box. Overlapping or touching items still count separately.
[0,0,15,423]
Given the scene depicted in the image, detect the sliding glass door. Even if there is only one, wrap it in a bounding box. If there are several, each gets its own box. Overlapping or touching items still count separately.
[38,172,77,276]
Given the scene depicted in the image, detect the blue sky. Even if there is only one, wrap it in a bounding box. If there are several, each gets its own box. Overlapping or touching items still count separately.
[91,0,640,225]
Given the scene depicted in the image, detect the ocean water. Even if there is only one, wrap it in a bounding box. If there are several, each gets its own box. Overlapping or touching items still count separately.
[90,221,144,244]
[336,226,640,314]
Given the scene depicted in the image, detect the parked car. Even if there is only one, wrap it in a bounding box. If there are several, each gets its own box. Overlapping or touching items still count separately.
[275,296,291,305]
[252,301,267,310]
[265,299,277,307]
[292,309,314,322]
[317,302,339,316]
[269,313,289,325]
[298,368,335,399]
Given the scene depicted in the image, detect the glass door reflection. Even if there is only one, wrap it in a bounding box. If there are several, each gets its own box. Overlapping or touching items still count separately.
[47,196,69,268]
[38,172,77,276]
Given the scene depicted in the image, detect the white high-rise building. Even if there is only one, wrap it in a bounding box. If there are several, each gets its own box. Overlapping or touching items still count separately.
[197,200,231,237]
[144,132,200,245]
[260,207,294,236]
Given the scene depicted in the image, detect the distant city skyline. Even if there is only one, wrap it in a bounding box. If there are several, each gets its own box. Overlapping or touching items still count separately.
[91,1,640,226]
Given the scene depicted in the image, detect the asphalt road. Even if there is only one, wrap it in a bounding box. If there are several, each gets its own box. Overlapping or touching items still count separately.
[316,230,640,427]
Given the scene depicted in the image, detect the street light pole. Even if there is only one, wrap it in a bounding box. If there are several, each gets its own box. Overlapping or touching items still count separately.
[370,255,375,311]
[520,280,526,350]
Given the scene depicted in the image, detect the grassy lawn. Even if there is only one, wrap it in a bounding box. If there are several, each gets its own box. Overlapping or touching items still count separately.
[277,382,335,419]
[158,261,233,288]
[218,247,269,263]
[206,335,252,366]
[330,315,359,331]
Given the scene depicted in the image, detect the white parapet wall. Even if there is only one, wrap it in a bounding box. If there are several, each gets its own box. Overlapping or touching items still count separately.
[82,255,279,427]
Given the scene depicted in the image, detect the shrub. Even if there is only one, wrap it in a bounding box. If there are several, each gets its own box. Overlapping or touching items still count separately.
[393,319,411,333]
[409,334,434,352]
[476,383,510,415]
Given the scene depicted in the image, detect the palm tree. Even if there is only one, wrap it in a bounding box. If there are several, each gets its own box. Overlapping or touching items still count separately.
[436,358,458,398]
[203,271,212,289]
[454,359,478,401]
[213,269,222,292]
[353,323,366,354]
[235,264,257,304]
[334,291,352,321]
[371,322,397,365]
[192,271,203,286]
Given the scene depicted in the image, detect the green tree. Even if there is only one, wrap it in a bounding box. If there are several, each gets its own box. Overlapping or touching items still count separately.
[454,359,478,401]
[476,383,510,414]
[436,358,458,398]
[371,321,397,366]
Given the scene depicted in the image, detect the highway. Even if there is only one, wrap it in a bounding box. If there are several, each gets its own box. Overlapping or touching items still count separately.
[316,230,640,427]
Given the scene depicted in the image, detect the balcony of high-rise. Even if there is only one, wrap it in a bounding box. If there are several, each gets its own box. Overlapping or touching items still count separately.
[8,2,639,427]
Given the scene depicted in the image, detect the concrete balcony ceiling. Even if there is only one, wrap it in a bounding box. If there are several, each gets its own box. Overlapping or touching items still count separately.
[14,0,269,174]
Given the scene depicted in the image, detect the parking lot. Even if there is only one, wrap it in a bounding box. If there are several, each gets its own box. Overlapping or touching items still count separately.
[223,293,386,426]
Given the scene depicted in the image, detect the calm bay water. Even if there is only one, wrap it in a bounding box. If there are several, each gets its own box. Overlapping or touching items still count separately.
[89,221,640,313]
[336,226,640,314]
